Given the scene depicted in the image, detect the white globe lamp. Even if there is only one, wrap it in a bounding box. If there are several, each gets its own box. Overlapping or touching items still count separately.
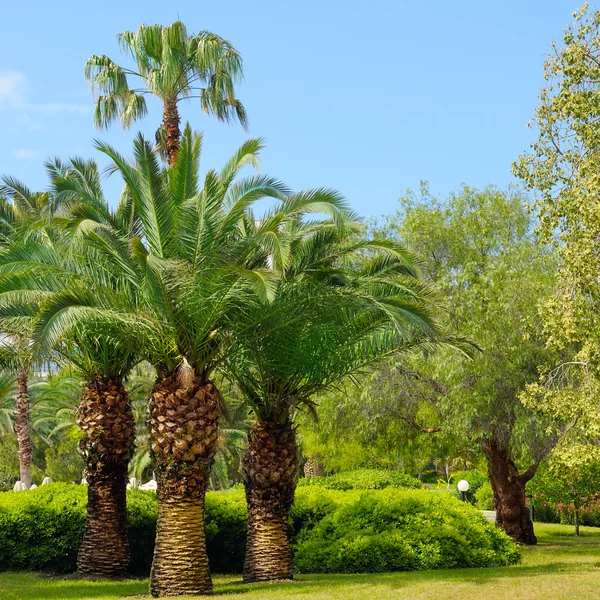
[457,479,470,501]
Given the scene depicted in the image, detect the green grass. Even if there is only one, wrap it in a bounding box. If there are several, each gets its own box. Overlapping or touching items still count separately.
[1,523,599,600]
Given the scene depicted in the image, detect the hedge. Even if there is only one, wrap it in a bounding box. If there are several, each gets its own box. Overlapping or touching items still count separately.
[0,483,520,575]
[297,469,422,491]
[293,489,521,572]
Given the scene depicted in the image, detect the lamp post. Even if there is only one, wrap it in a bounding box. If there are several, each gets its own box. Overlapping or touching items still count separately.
[457,479,470,502]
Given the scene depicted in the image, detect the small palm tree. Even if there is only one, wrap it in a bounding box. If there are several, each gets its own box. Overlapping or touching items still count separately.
[85,21,247,165]
[226,221,442,582]
[0,179,61,488]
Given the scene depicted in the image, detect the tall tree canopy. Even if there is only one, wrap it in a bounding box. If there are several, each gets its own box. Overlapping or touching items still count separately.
[515,2,600,435]
[331,185,558,544]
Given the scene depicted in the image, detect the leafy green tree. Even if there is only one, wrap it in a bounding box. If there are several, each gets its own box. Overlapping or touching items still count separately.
[531,443,600,536]
[85,22,246,165]
[365,185,557,544]
[514,2,600,435]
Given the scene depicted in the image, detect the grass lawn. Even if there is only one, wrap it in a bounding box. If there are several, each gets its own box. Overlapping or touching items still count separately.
[1,523,599,600]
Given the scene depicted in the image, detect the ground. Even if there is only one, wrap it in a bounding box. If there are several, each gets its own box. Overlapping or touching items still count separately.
[1,523,599,600]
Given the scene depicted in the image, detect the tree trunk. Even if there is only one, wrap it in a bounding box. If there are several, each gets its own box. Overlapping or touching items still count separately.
[243,419,299,583]
[574,503,580,536]
[163,98,181,167]
[14,368,31,489]
[148,373,221,597]
[76,377,135,575]
[303,456,325,478]
[484,438,537,545]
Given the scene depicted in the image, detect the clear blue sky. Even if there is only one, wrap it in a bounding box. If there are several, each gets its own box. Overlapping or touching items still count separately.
[0,0,581,218]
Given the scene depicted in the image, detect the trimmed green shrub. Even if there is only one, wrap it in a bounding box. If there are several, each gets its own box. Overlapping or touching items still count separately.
[293,489,521,573]
[0,483,520,575]
[298,469,422,491]
[205,490,247,573]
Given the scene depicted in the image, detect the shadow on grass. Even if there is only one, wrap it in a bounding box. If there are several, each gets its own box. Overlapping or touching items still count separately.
[212,559,600,597]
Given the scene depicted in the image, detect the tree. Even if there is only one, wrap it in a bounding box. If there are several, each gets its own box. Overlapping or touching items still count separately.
[531,443,600,536]
[85,22,247,165]
[0,179,60,488]
[0,156,148,574]
[514,2,600,435]
[366,185,557,544]
[15,127,350,595]
[226,219,442,582]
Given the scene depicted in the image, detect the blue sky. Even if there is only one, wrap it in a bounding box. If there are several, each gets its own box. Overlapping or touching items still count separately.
[0,0,581,218]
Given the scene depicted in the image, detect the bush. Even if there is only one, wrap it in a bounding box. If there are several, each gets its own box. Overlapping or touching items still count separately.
[0,483,520,575]
[293,489,521,573]
[298,469,422,491]
[474,480,494,510]
[452,469,488,499]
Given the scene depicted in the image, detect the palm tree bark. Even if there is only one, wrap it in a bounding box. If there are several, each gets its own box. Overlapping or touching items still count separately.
[15,367,31,489]
[76,377,135,575]
[484,438,537,545]
[148,373,221,597]
[243,419,299,582]
[163,97,181,166]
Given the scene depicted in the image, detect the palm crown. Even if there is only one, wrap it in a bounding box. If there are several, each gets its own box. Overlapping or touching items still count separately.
[85,21,247,165]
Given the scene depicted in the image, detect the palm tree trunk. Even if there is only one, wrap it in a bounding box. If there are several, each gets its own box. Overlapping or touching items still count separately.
[243,419,299,582]
[14,367,31,489]
[76,376,135,575]
[484,438,537,545]
[148,372,221,597]
[163,98,181,166]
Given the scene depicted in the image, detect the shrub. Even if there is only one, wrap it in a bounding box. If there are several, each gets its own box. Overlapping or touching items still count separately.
[452,469,488,499]
[0,483,520,575]
[293,489,520,573]
[474,480,494,510]
[298,469,422,491]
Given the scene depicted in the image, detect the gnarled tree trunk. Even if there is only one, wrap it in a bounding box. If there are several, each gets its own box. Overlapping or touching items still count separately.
[76,376,135,575]
[243,419,299,583]
[484,438,537,545]
[163,98,181,166]
[15,367,31,489]
[148,373,221,597]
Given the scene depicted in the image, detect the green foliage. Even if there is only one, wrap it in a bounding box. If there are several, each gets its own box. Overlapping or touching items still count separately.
[298,469,422,491]
[474,480,494,510]
[514,3,600,434]
[293,489,520,573]
[528,450,600,530]
[0,484,156,574]
[44,435,84,483]
[452,469,488,504]
[0,436,19,492]
[0,484,520,575]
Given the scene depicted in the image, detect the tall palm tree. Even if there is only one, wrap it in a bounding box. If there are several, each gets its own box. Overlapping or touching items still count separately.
[85,21,247,165]
[226,220,442,582]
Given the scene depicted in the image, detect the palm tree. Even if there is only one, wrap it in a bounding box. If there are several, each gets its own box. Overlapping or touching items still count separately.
[85,21,247,165]
[0,158,148,574]
[226,221,442,582]
[0,180,60,488]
